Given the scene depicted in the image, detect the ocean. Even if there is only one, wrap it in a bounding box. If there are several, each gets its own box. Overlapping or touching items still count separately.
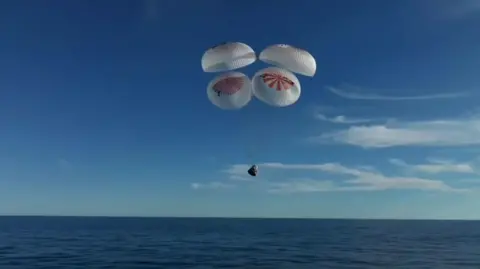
[0,217,478,268]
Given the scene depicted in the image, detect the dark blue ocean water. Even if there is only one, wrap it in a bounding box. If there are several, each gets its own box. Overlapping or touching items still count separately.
[0,217,479,268]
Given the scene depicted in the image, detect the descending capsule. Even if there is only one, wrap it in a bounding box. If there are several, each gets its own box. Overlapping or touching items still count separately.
[248,165,258,176]
[252,67,301,107]
[201,42,256,73]
[259,44,316,77]
[207,71,252,110]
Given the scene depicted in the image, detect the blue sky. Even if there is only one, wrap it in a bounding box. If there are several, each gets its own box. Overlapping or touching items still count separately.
[1,0,480,219]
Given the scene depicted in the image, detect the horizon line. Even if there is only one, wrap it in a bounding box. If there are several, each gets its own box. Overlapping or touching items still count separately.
[0,215,478,221]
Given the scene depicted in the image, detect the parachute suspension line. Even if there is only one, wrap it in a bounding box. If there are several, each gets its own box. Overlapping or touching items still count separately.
[237,95,271,166]
[239,101,257,165]
[239,99,278,166]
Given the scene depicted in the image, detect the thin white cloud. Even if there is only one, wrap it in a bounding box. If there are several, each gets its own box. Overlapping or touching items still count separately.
[425,157,456,164]
[235,162,463,193]
[311,117,480,148]
[269,178,335,193]
[389,158,475,174]
[459,178,480,184]
[223,164,253,181]
[191,182,235,190]
[326,84,468,101]
[268,179,379,193]
[190,165,254,191]
[315,113,374,124]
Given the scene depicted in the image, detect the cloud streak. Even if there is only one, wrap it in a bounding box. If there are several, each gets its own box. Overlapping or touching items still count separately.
[238,162,462,193]
[223,164,254,181]
[389,158,475,174]
[190,165,253,191]
[191,182,235,190]
[326,84,468,101]
[268,179,380,193]
[315,113,375,124]
[310,117,480,148]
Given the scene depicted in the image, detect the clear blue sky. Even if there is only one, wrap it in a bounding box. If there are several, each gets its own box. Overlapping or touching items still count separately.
[1,0,480,219]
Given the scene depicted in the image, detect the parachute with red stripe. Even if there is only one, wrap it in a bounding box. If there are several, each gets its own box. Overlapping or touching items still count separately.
[207,72,252,110]
[251,67,301,107]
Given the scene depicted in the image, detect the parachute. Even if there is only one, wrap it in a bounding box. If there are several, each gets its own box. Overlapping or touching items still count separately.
[259,44,316,77]
[207,72,252,110]
[201,42,316,177]
[201,42,256,73]
[251,67,301,107]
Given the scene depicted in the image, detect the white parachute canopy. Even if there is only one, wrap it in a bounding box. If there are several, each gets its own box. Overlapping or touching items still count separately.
[252,67,301,107]
[259,44,316,77]
[207,71,252,110]
[201,42,256,73]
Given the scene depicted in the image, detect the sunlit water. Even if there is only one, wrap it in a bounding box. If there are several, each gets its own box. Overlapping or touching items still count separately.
[0,217,479,268]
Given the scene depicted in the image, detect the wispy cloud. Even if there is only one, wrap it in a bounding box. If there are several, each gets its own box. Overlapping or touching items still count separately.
[312,105,382,124]
[389,158,475,174]
[315,113,374,124]
[269,179,382,193]
[226,162,463,193]
[326,84,468,101]
[190,165,253,191]
[310,117,480,148]
[268,178,335,193]
[191,182,235,190]
[223,164,253,181]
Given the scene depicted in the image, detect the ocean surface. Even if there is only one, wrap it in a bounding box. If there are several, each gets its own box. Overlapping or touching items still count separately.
[0,217,479,268]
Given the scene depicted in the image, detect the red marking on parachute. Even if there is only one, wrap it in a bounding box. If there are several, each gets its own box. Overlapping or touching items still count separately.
[261,73,294,91]
[212,77,244,96]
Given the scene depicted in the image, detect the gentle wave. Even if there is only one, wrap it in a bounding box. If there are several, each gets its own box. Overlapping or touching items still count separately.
[0,217,479,268]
